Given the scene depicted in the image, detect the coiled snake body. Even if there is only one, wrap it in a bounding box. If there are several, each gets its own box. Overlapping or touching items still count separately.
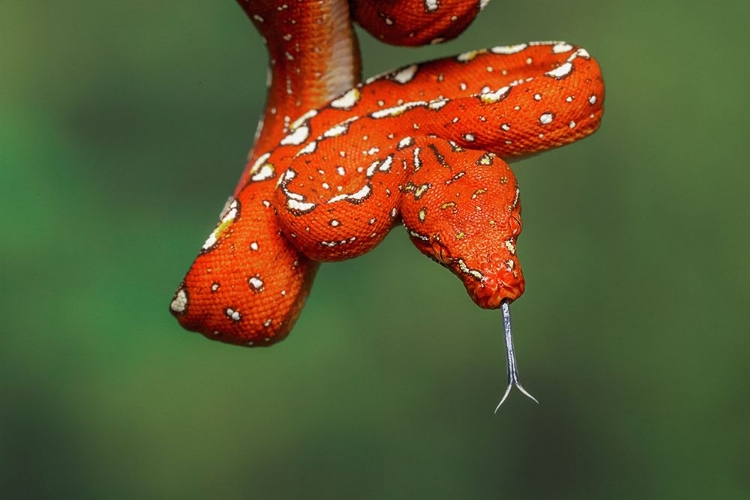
[170,0,604,406]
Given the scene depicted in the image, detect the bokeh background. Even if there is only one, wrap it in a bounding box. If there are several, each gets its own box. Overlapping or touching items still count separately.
[2,0,748,498]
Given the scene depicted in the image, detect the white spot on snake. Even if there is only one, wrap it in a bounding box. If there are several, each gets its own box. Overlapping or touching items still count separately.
[371,101,427,119]
[479,86,511,104]
[289,109,317,130]
[251,164,275,182]
[287,198,316,213]
[295,141,317,157]
[501,123,511,132]
[170,288,188,313]
[323,122,350,138]
[249,152,271,176]
[337,166,346,176]
[202,199,239,250]
[366,155,394,177]
[279,170,317,213]
[534,93,542,101]
[490,44,527,55]
[512,187,520,208]
[280,124,310,146]
[478,152,495,165]
[380,155,394,172]
[445,172,465,185]
[429,99,448,110]
[328,184,372,204]
[553,42,574,53]
[464,134,475,142]
[413,147,422,170]
[505,240,516,255]
[589,94,597,105]
[248,276,264,292]
[408,229,430,241]
[546,62,573,79]
[225,308,241,322]
[250,242,259,251]
[393,65,418,84]
[457,50,480,62]
[398,137,414,150]
[211,282,219,292]
[330,88,361,109]
[457,259,484,281]
[540,113,555,125]
[569,121,576,128]
[424,0,439,12]
[365,160,379,178]
[329,220,340,227]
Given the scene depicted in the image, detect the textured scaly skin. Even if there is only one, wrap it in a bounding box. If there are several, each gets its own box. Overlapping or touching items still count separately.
[170,1,605,347]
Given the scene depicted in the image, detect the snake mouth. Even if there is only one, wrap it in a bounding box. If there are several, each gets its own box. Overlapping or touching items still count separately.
[465,275,525,309]
[452,255,525,309]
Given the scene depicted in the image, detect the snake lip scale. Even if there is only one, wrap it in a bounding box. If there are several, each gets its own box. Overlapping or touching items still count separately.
[170,0,604,405]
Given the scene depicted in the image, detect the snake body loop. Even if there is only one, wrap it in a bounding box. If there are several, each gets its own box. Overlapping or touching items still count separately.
[170,0,605,347]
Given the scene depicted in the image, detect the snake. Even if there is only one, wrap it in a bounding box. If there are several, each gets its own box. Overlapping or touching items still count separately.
[169,0,604,406]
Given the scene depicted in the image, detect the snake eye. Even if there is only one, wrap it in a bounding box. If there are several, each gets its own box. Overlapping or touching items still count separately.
[434,236,451,265]
[510,214,522,237]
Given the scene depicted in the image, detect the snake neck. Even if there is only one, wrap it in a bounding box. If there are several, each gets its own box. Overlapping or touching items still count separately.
[237,0,362,167]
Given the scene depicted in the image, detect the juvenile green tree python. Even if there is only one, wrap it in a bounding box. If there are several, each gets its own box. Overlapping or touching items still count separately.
[170,0,605,409]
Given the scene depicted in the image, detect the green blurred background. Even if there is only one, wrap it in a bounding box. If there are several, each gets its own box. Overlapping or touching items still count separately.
[2,1,748,498]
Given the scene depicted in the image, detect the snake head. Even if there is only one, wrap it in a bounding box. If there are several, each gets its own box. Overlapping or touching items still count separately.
[411,211,525,310]
[449,238,525,309]
[402,146,525,309]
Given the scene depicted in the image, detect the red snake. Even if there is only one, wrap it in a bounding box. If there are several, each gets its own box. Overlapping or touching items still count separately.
[169,0,604,407]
